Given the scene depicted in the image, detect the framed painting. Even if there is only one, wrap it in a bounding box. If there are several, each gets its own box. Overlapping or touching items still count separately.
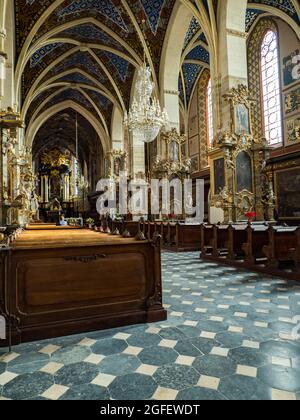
[234,104,251,135]
[285,117,300,146]
[283,49,300,88]
[275,166,300,219]
[284,87,300,116]
[213,158,225,195]
[235,151,253,193]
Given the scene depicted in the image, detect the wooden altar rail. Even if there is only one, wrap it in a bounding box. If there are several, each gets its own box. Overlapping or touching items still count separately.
[201,223,300,280]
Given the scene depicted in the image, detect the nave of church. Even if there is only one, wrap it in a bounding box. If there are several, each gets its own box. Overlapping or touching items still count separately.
[0,0,300,402]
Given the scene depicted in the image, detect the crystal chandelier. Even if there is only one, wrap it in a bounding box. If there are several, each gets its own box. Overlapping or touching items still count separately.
[124,64,169,143]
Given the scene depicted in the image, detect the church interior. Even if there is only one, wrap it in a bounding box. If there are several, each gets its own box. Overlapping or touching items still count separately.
[0,0,300,402]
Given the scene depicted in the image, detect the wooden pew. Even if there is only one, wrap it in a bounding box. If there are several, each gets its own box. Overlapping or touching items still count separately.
[168,223,178,248]
[292,228,300,272]
[0,246,11,345]
[149,222,157,241]
[242,224,269,265]
[161,223,169,247]
[228,224,248,261]
[200,224,214,256]
[114,221,140,237]
[213,225,230,258]
[263,226,300,270]
[1,228,167,347]
[175,223,202,252]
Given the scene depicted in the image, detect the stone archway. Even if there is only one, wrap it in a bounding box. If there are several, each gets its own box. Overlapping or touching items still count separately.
[160,1,194,132]
[0,0,16,109]
[26,100,110,154]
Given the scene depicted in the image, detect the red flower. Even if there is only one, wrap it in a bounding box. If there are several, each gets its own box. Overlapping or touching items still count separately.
[245,211,256,220]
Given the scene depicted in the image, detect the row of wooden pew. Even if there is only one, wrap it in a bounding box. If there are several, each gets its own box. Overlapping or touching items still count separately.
[140,221,202,252]
[201,224,300,277]
[113,220,202,252]
[107,218,300,279]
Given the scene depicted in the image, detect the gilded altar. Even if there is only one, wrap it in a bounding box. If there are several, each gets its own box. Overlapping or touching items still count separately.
[209,85,275,223]
[152,129,191,180]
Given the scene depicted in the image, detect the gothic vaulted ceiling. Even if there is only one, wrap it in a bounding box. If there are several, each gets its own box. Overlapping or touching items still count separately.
[17,0,177,140]
[15,0,299,142]
[178,0,299,110]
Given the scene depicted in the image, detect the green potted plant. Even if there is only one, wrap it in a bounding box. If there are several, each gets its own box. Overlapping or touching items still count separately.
[86,218,95,229]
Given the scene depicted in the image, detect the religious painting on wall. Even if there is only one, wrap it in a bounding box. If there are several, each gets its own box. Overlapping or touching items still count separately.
[285,117,300,146]
[284,87,300,116]
[213,158,225,195]
[114,157,121,177]
[283,49,300,88]
[191,156,199,174]
[275,167,300,219]
[169,140,179,162]
[234,104,251,135]
[236,151,253,193]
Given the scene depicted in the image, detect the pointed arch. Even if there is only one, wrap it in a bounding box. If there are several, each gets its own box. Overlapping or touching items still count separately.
[25,100,110,153]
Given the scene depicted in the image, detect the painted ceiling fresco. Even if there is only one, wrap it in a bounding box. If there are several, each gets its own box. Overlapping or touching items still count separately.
[16,0,299,137]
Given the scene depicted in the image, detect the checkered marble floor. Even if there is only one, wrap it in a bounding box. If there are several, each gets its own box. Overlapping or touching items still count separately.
[1,252,300,400]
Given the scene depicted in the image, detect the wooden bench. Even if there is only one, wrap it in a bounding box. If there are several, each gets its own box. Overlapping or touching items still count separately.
[201,224,214,256]
[228,225,248,261]
[114,221,140,237]
[0,228,167,347]
[242,225,269,265]
[263,226,300,271]
[176,223,202,252]
[213,225,230,258]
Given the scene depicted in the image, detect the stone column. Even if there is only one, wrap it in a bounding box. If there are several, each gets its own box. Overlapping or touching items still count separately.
[41,175,45,203]
[218,0,248,130]
[44,175,49,203]
[130,134,145,179]
[0,52,6,105]
[62,173,70,202]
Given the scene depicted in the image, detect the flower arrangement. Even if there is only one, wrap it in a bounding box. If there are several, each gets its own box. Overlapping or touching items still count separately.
[245,211,256,222]
[86,218,95,228]
[168,214,176,220]
[68,218,77,226]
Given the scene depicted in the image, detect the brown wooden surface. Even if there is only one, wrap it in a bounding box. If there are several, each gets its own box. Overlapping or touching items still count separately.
[26,224,81,231]
[242,226,269,264]
[213,225,229,258]
[263,227,299,269]
[228,225,247,260]
[201,223,300,280]
[201,225,214,256]
[1,228,166,347]
[140,221,201,252]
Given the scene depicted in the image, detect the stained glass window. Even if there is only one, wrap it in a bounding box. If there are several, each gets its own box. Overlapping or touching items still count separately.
[260,30,283,146]
[207,78,214,146]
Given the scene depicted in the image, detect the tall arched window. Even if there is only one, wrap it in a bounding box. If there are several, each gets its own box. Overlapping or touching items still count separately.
[260,30,283,146]
[206,78,214,146]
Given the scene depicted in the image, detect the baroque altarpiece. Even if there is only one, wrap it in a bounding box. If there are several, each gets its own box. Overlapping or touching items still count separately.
[0,108,38,226]
[209,85,276,223]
